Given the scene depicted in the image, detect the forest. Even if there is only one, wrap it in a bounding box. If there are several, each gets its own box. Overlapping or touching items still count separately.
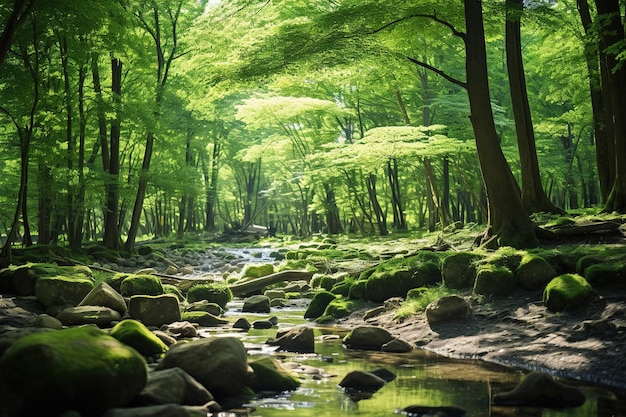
[0,0,625,265]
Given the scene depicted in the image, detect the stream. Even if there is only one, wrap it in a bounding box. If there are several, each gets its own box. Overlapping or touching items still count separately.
[183,246,626,417]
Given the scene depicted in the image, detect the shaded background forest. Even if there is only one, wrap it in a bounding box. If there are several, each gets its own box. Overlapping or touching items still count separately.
[0,0,624,263]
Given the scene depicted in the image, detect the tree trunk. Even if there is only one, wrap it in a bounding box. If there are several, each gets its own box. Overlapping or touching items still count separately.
[387,157,406,230]
[323,183,343,234]
[465,0,538,247]
[366,173,388,236]
[0,0,35,69]
[505,0,562,214]
[125,132,154,251]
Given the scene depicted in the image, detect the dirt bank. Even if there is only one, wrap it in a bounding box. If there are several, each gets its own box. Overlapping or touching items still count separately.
[333,286,626,394]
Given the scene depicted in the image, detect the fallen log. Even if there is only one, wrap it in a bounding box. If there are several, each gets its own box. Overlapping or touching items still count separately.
[229,270,315,297]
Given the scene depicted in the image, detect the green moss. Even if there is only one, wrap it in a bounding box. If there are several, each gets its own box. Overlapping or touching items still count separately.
[543,273,595,313]
[242,264,275,279]
[348,280,367,299]
[515,254,557,290]
[110,319,168,357]
[316,296,366,323]
[583,263,626,288]
[473,264,516,296]
[442,252,484,289]
[163,284,185,302]
[248,357,300,392]
[394,285,455,321]
[319,275,338,291]
[34,275,95,307]
[304,290,336,319]
[187,282,233,309]
[120,274,164,297]
[180,311,228,327]
[330,278,354,296]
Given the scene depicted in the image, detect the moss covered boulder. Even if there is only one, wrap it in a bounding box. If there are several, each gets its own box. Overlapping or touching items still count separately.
[543,274,595,313]
[584,263,626,288]
[128,294,181,327]
[34,275,95,309]
[515,254,557,290]
[187,283,233,309]
[473,265,516,296]
[343,326,394,350]
[317,296,365,322]
[442,252,483,289]
[180,311,229,327]
[110,319,168,357]
[364,257,441,303]
[426,295,471,324]
[242,264,274,279]
[0,326,147,416]
[78,281,128,315]
[248,357,300,393]
[304,291,336,319]
[120,274,164,297]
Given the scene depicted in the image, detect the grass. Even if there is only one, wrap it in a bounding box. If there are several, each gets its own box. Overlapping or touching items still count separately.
[393,284,456,322]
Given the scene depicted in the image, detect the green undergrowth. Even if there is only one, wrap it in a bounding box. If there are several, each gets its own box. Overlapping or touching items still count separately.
[394,285,457,321]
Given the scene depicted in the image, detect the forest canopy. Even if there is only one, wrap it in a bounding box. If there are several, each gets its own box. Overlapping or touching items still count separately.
[0,0,625,263]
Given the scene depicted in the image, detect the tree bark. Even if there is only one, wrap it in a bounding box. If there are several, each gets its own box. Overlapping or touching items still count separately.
[464,0,538,247]
[0,0,35,70]
[366,173,388,236]
[505,0,562,214]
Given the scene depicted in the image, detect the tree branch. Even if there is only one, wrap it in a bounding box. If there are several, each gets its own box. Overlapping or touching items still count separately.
[371,13,465,40]
[406,55,467,89]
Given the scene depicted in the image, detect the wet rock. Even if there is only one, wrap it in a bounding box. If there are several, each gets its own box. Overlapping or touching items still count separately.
[161,321,198,338]
[135,267,159,276]
[35,276,94,309]
[103,402,221,417]
[121,274,164,297]
[56,305,121,327]
[270,298,287,307]
[543,274,595,313]
[363,306,386,321]
[516,254,557,290]
[78,281,128,315]
[137,367,214,406]
[248,357,301,392]
[180,311,229,327]
[111,319,169,357]
[242,295,271,313]
[492,371,585,408]
[266,326,314,353]
[0,326,147,416]
[426,295,471,324]
[32,313,63,329]
[264,289,286,300]
[343,326,394,350]
[232,317,252,330]
[165,265,179,275]
[252,319,274,329]
[381,338,413,353]
[128,294,181,327]
[181,266,194,275]
[339,370,387,391]
[156,337,250,400]
[397,405,466,417]
[185,300,223,316]
[304,291,336,319]
[153,330,178,346]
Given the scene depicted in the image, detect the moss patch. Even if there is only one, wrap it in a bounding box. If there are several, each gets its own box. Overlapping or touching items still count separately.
[120,274,164,297]
[110,319,168,357]
[441,252,483,289]
[187,282,233,309]
[473,264,516,296]
[316,296,367,323]
[248,357,300,392]
[242,264,275,279]
[304,291,336,319]
[543,274,595,313]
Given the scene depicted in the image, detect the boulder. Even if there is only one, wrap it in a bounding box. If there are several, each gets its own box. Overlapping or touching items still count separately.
[187,283,233,309]
[543,274,595,313]
[363,306,386,321]
[160,321,198,338]
[338,370,387,391]
[473,265,516,297]
[138,367,213,406]
[398,405,466,417]
[79,281,128,315]
[343,326,394,350]
[266,326,315,353]
[492,371,585,407]
[0,326,147,416]
[442,252,483,289]
[34,276,94,308]
[248,357,301,392]
[426,295,471,324]
[365,259,441,303]
[128,294,182,327]
[242,295,271,313]
[155,337,250,400]
[252,319,274,329]
[264,289,286,300]
[180,311,229,327]
[56,305,121,327]
[32,313,63,329]
[381,338,413,353]
[232,317,252,330]
[515,255,557,290]
[185,300,223,316]
[304,291,336,319]
[111,319,169,357]
[120,274,164,297]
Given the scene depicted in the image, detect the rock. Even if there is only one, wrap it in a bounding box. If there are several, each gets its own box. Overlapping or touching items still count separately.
[473,265,516,296]
[264,289,286,300]
[186,283,233,309]
[135,267,158,276]
[165,265,179,275]
[426,295,471,324]
[442,252,483,289]
[304,291,336,319]
[252,319,274,329]
[543,274,595,313]
[248,357,301,392]
[363,306,386,320]
[160,321,198,338]
[34,276,94,308]
[343,326,394,350]
[266,326,315,353]
[584,263,626,287]
[9,264,39,295]
[242,295,271,313]
[180,311,229,327]
[103,402,220,417]
[111,319,169,357]
[185,300,223,316]
[0,326,147,416]
[56,305,121,327]
[232,317,252,330]
[270,298,286,307]
[153,330,178,346]
[242,263,274,279]
[79,281,128,315]
[155,337,250,400]
[515,254,557,290]
[397,405,466,417]
[339,370,387,391]
[181,266,194,275]
[121,274,164,297]
[492,371,585,407]
[365,259,441,302]
[32,313,63,329]
[128,294,182,327]
[0,327,52,357]
[369,367,397,383]
[381,338,413,353]
[138,367,214,406]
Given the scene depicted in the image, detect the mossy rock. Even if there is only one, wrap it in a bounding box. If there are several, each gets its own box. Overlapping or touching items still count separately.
[576,255,604,275]
[304,291,336,319]
[441,252,483,289]
[242,264,275,279]
[0,326,147,416]
[473,264,516,296]
[543,274,595,313]
[163,284,185,302]
[186,283,233,309]
[248,357,300,393]
[515,254,557,290]
[330,278,354,296]
[110,319,168,357]
[365,257,441,303]
[180,311,229,327]
[319,275,338,291]
[348,280,367,299]
[108,273,131,293]
[583,263,626,287]
[316,296,365,322]
[120,274,164,297]
[34,275,95,308]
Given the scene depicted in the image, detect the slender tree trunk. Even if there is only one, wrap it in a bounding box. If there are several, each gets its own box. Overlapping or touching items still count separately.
[366,173,388,236]
[323,183,343,234]
[0,0,35,70]
[387,157,406,230]
[505,0,562,214]
[465,0,538,247]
